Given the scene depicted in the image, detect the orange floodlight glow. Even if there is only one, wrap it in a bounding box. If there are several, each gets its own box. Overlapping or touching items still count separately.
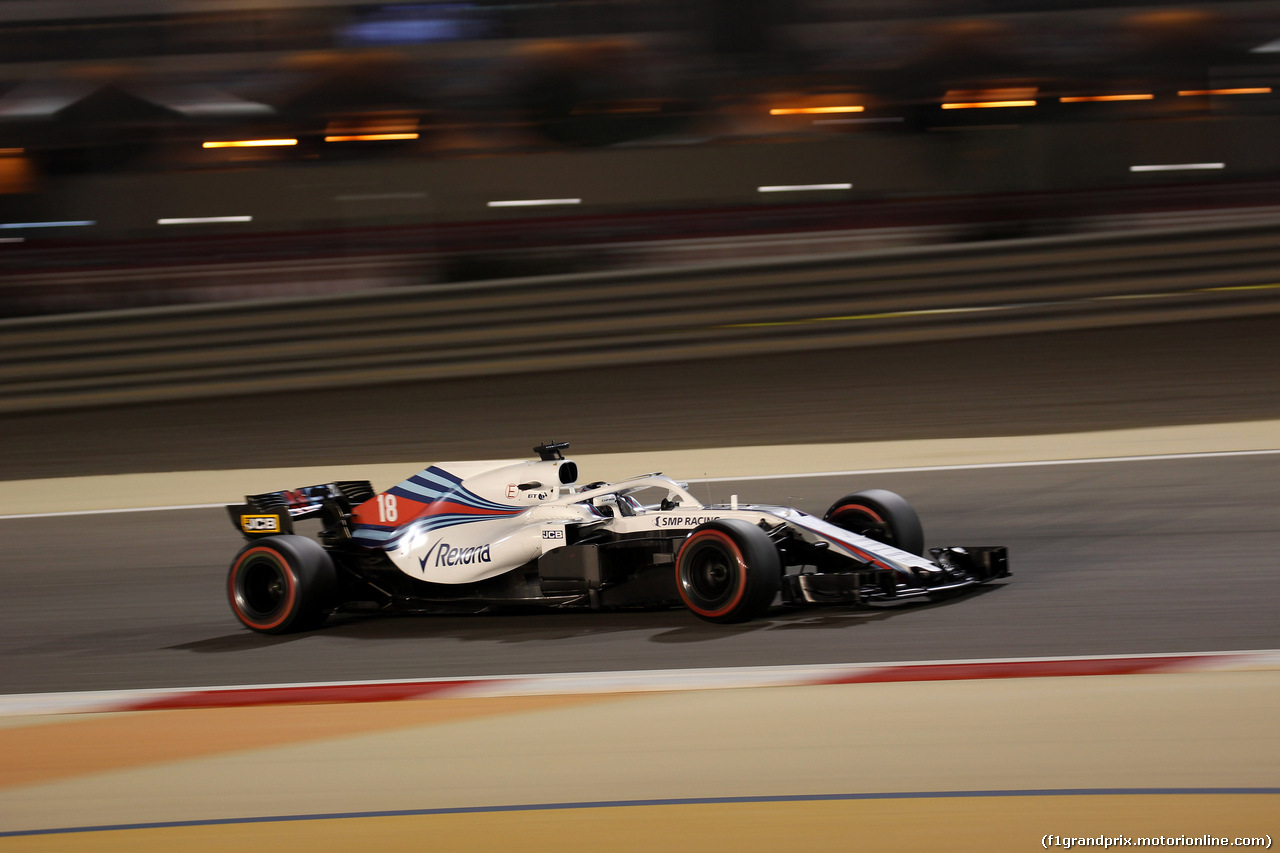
[941,100,1036,109]
[0,148,24,155]
[202,139,298,148]
[769,105,865,115]
[1060,94,1154,102]
[941,88,1036,110]
[1177,87,1272,96]
[324,133,420,142]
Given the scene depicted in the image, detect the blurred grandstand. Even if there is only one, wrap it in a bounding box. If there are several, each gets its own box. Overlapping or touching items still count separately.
[3,0,1280,315]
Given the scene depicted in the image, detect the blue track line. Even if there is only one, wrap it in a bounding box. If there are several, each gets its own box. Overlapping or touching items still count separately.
[5,788,1279,838]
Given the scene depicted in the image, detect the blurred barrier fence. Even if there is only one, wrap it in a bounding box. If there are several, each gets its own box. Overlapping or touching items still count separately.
[0,253,434,318]
[3,218,1280,414]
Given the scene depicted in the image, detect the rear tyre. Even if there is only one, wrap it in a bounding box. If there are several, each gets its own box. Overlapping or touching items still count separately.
[676,519,781,623]
[823,489,924,556]
[227,535,336,634]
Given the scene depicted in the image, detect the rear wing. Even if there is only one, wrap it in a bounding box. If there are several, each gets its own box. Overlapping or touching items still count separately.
[228,480,376,539]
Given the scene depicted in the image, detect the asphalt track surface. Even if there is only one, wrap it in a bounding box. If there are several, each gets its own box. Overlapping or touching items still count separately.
[3,451,1277,695]
[1,313,1278,695]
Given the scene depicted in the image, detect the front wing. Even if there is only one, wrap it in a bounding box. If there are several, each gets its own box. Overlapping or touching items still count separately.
[781,546,1010,606]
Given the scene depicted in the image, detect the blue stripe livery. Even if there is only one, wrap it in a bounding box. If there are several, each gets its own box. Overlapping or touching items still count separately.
[351,466,525,550]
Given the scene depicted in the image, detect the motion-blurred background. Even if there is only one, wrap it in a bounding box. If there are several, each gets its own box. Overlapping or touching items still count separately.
[4,0,1280,472]
[4,0,1280,316]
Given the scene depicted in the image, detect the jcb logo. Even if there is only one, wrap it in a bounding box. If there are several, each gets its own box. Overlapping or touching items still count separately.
[241,515,281,533]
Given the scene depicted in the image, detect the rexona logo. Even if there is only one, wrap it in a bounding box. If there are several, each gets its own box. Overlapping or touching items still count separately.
[418,541,493,571]
[240,515,281,533]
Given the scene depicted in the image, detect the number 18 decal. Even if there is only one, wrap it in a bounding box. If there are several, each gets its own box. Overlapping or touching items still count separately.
[376,493,399,523]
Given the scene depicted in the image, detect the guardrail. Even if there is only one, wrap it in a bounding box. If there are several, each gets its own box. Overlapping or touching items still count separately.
[3,218,1280,413]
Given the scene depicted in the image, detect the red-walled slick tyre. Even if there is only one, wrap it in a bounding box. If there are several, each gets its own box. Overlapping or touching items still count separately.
[227,535,336,634]
[823,489,924,556]
[676,519,781,623]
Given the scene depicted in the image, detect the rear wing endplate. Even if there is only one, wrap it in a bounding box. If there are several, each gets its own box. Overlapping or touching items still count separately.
[228,480,375,538]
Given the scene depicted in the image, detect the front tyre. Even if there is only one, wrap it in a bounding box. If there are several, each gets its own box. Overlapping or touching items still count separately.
[227,535,336,634]
[676,519,781,623]
[823,489,924,556]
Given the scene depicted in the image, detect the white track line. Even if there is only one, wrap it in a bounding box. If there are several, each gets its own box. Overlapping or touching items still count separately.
[2,447,1278,520]
[0,503,226,520]
[691,448,1280,483]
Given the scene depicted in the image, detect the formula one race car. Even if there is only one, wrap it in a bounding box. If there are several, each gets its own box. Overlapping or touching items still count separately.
[225,443,1009,633]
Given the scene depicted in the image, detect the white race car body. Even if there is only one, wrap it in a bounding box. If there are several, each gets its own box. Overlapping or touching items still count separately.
[225,443,1009,633]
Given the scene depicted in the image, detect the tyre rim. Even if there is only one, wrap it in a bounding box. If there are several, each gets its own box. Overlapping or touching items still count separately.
[235,555,289,619]
[682,541,738,609]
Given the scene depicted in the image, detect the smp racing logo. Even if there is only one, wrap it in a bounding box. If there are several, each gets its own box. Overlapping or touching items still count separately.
[655,515,724,528]
[418,540,493,572]
[240,514,281,533]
